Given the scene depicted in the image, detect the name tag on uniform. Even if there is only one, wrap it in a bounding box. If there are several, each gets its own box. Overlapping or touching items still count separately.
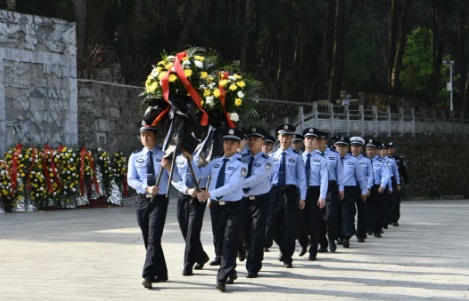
[289,158,295,163]
[348,162,354,165]
[228,167,235,170]
[214,164,220,168]
[313,158,320,162]
[137,159,144,163]
[254,163,261,167]
[329,157,335,160]
[374,164,380,167]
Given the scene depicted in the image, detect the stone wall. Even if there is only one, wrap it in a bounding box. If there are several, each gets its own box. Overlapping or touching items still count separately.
[0,10,77,154]
[77,79,143,154]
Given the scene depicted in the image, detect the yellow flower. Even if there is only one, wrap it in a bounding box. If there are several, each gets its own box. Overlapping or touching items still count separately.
[229,84,237,91]
[194,55,205,61]
[236,81,246,88]
[145,80,158,93]
[234,74,242,79]
[184,69,193,77]
[219,79,228,87]
[165,63,173,70]
[200,71,208,79]
[235,98,243,106]
[204,89,211,97]
[213,89,220,98]
[21,173,25,177]
[169,74,177,82]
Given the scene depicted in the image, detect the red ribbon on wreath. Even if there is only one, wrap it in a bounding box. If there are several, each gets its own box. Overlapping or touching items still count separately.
[218,71,236,128]
[79,146,87,197]
[43,145,61,194]
[122,174,129,196]
[87,151,100,195]
[26,146,38,191]
[160,51,210,126]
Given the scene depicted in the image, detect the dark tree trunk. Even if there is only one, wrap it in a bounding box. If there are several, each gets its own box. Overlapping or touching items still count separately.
[73,0,87,60]
[328,0,345,103]
[387,0,398,93]
[178,0,202,49]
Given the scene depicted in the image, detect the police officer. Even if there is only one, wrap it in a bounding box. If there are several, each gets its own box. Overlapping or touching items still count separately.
[241,126,274,278]
[380,144,399,229]
[127,123,171,289]
[291,133,304,154]
[350,136,373,242]
[301,127,328,260]
[318,131,343,253]
[167,153,209,276]
[336,136,368,248]
[262,134,276,154]
[189,127,247,292]
[387,142,408,226]
[365,139,391,238]
[270,124,306,268]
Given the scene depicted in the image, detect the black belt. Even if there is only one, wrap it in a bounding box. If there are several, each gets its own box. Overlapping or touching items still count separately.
[216,200,240,206]
[329,180,337,185]
[244,192,269,201]
[307,186,320,188]
[137,193,166,198]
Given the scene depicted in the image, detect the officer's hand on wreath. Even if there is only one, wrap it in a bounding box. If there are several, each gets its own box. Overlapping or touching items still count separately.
[317,198,326,209]
[197,190,210,201]
[187,188,197,198]
[299,199,305,210]
[161,158,171,170]
[181,149,193,160]
[146,185,159,196]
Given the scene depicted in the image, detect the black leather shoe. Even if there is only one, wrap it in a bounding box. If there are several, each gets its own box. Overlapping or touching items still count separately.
[318,246,328,253]
[308,254,317,261]
[216,282,226,292]
[392,221,399,227]
[263,247,270,252]
[343,239,350,248]
[367,228,372,235]
[374,232,382,238]
[337,238,343,245]
[182,269,193,276]
[357,237,365,243]
[329,240,337,252]
[195,256,209,270]
[299,245,307,257]
[142,278,152,289]
[246,272,258,278]
[209,256,221,266]
[383,224,388,229]
[284,262,293,268]
[278,253,284,262]
[238,249,246,262]
[226,272,237,284]
[153,275,168,282]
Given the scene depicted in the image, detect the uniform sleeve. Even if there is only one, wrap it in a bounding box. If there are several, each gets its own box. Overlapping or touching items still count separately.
[295,154,307,200]
[243,157,273,189]
[380,161,391,189]
[337,155,345,192]
[170,166,188,194]
[319,159,329,199]
[210,162,247,199]
[127,153,146,194]
[355,160,367,195]
[366,160,374,189]
[191,159,212,179]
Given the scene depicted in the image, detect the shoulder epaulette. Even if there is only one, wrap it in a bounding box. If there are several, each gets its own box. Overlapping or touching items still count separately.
[292,149,299,154]
[262,153,269,159]
[237,157,244,162]
[132,149,141,154]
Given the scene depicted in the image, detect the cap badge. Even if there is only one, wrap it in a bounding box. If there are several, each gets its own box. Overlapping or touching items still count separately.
[252,127,256,132]
[309,128,313,132]
[284,125,288,130]
[369,139,372,143]
[229,129,234,135]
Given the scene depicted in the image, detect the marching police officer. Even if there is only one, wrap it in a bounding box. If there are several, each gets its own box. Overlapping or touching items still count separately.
[335,136,368,248]
[241,126,274,278]
[350,136,373,242]
[387,142,408,226]
[262,134,276,155]
[270,124,306,268]
[365,139,391,238]
[167,153,209,276]
[188,127,247,292]
[318,131,343,253]
[291,133,304,154]
[127,123,171,289]
[301,127,328,260]
[380,144,399,229]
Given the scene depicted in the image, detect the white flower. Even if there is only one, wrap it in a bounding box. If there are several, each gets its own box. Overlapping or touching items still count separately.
[237,91,245,98]
[18,154,23,158]
[206,96,214,108]
[31,171,36,174]
[229,112,239,122]
[150,68,159,78]
[182,60,191,67]
[40,187,44,191]
[67,170,70,174]
[167,55,175,61]
[228,76,236,81]
[194,60,203,69]
[208,83,216,89]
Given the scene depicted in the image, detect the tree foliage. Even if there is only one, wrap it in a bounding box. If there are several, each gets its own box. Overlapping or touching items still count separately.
[6,0,469,112]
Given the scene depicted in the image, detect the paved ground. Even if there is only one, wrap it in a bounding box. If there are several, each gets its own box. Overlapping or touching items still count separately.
[0,198,468,301]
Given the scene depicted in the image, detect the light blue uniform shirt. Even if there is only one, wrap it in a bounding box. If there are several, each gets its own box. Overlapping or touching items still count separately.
[323,148,344,185]
[386,156,401,185]
[371,155,391,189]
[356,154,374,189]
[303,150,328,199]
[339,153,367,195]
[270,147,307,200]
[127,146,169,195]
[171,154,208,195]
[192,153,247,202]
[242,151,274,196]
